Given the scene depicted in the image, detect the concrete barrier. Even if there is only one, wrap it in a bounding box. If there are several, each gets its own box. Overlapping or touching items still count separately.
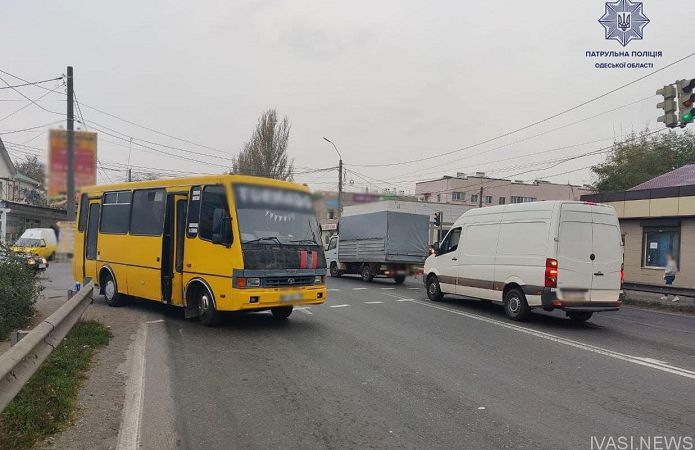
[0,282,94,412]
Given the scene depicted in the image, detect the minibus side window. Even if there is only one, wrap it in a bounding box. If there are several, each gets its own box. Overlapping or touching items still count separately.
[130,189,166,236]
[199,185,232,246]
[100,191,132,234]
[77,194,89,232]
[187,186,201,238]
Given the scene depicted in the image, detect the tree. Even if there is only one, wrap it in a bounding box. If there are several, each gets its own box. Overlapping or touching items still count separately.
[14,155,45,188]
[232,109,294,180]
[591,129,695,192]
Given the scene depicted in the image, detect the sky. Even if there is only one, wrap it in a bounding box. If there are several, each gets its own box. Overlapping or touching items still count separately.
[0,0,693,194]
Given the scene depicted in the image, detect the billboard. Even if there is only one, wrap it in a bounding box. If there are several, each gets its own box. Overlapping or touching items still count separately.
[48,129,97,198]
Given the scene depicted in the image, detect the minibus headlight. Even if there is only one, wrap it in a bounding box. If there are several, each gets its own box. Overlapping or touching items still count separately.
[314,275,323,284]
[246,278,261,288]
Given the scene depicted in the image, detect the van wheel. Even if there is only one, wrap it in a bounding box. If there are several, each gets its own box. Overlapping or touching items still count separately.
[102,272,129,307]
[197,290,221,326]
[426,276,444,302]
[271,306,293,320]
[504,288,530,321]
[394,275,406,284]
[361,265,374,282]
[567,311,593,322]
[330,262,341,278]
[48,252,55,262]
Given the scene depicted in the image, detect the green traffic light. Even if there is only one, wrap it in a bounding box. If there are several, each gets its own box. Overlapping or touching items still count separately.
[685,110,695,123]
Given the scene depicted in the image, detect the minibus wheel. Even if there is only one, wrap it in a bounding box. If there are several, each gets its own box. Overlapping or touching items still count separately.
[271,306,293,320]
[426,275,444,302]
[102,272,129,307]
[394,275,406,284]
[197,290,221,326]
[567,311,593,323]
[504,288,530,321]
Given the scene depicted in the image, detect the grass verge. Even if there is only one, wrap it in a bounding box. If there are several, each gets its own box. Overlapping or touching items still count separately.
[0,320,111,450]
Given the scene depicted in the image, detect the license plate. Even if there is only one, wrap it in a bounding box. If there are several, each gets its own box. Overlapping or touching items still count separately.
[563,292,586,301]
[280,293,303,302]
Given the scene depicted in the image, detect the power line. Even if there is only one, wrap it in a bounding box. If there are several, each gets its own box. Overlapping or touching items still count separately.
[0,76,63,90]
[0,120,64,135]
[0,74,66,117]
[0,82,65,123]
[347,51,695,169]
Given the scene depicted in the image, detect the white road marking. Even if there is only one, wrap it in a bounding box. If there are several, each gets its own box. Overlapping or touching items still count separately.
[116,323,148,450]
[353,288,369,291]
[407,287,422,290]
[296,307,313,315]
[330,304,350,308]
[364,301,384,304]
[396,299,414,302]
[478,407,486,410]
[145,319,165,324]
[409,298,695,380]
[380,287,396,290]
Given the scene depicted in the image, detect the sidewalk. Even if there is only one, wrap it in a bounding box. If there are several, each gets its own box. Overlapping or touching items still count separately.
[623,288,695,314]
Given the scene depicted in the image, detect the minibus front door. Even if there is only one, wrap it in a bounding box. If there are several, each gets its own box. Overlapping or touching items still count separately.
[84,202,101,284]
[161,193,187,305]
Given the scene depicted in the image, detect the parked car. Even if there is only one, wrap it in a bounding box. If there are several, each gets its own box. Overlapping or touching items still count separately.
[424,201,623,322]
[0,248,48,272]
[11,228,58,260]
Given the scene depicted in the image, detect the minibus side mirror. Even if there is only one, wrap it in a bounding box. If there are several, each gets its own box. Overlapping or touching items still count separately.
[212,210,233,248]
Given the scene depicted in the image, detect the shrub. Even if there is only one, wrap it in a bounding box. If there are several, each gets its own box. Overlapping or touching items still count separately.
[0,245,43,340]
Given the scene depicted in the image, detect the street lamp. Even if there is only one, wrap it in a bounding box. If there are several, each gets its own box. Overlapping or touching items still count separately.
[323,137,343,217]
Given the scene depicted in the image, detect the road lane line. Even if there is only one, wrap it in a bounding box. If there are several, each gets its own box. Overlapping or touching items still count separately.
[116,323,148,450]
[295,307,313,315]
[407,287,421,290]
[380,287,396,290]
[146,319,165,324]
[364,301,384,304]
[353,287,369,290]
[409,299,695,380]
[330,304,350,308]
[396,299,415,302]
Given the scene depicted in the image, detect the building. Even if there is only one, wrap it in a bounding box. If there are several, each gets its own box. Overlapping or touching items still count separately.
[0,137,45,205]
[313,191,418,246]
[342,200,474,244]
[581,164,695,288]
[415,172,594,206]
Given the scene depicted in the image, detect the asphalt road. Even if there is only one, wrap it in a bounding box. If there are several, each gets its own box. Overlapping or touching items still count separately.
[123,276,695,450]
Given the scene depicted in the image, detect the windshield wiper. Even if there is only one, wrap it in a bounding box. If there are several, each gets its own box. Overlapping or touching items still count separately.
[242,236,284,245]
[288,239,319,245]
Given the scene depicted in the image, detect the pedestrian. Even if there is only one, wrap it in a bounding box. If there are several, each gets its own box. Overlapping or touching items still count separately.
[660,254,680,302]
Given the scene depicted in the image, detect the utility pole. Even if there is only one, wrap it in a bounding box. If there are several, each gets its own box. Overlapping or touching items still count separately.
[323,137,343,218]
[127,168,132,182]
[66,66,75,220]
[478,185,483,208]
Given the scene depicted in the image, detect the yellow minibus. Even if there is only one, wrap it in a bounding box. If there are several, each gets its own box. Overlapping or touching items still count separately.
[73,175,327,325]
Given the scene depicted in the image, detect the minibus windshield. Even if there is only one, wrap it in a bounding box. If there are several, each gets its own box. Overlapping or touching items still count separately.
[233,184,321,246]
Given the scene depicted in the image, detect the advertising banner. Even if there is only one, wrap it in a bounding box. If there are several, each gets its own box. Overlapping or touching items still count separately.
[48,129,97,198]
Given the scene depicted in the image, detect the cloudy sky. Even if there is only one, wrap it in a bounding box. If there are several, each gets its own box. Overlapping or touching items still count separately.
[0,0,692,194]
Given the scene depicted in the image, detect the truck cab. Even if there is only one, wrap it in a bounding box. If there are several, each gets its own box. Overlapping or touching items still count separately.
[326,235,340,277]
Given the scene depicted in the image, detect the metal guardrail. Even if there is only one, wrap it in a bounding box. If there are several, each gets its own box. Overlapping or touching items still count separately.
[623,282,695,298]
[0,282,94,412]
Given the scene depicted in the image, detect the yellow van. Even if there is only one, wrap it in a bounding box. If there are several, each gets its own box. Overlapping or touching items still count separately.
[11,228,58,260]
[73,175,327,325]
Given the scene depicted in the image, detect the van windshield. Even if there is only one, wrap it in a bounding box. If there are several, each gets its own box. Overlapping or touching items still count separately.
[14,238,43,247]
[233,184,321,246]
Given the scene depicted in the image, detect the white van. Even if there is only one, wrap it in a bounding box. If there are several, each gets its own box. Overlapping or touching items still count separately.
[423,201,623,322]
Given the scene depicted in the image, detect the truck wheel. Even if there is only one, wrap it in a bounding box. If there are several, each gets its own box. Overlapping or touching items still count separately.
[271,306,293,320]
[361,265,374,282]
[504,288,530,321]
[102,272,130,307]
[198,289,222,326]
[426,275,444,302]
[567,311,593,322]
[330,262,341,278]
[394,275,406,284]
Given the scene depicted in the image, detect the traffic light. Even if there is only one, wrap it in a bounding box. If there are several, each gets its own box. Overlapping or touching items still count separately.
[676,79,695,126]
[656,85,678,128]
[433,212,442,227]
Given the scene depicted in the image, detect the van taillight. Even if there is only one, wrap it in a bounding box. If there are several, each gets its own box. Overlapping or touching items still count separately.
[545,258,558,288]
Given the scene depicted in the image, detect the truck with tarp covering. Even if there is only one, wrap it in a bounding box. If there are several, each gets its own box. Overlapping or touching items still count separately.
[324,211,429,283]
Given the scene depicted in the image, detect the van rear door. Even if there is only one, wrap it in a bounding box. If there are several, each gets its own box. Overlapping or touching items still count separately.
[557,206,593,298]
[589,206,623,301]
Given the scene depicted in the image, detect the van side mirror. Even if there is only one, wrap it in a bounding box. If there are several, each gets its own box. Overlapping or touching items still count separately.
[41,240,47,248]
[433,242,440,255]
